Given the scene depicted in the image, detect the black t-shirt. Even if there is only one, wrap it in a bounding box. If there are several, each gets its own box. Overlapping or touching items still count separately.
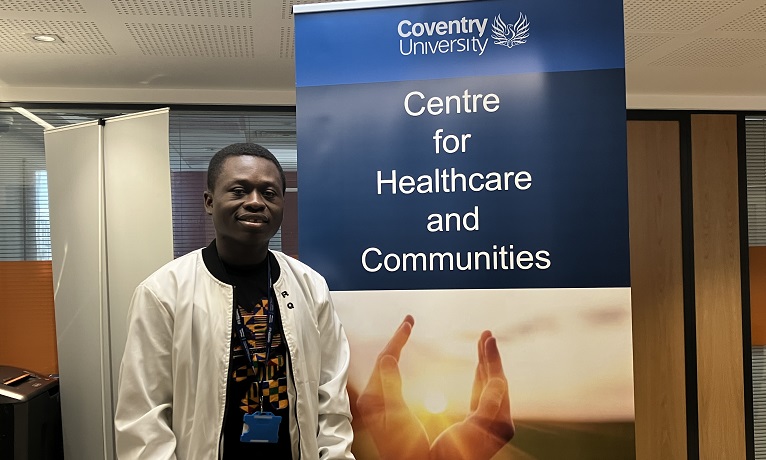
[220,254,292,459]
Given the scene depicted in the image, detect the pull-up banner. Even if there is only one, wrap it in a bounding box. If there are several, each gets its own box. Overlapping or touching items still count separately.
[295,0,634,458]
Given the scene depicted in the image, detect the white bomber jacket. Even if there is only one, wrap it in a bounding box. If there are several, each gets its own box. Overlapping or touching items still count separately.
[114,245,355,460]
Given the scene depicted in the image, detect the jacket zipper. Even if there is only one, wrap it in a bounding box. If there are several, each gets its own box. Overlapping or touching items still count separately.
[285,344,302,460]
[276,286,302,460]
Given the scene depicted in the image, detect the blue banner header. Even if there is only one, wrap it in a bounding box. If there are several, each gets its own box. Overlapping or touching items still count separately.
[295,0,625,87]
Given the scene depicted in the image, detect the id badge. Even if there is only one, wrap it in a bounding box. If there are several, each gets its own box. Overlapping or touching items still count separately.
[240,412,281,443]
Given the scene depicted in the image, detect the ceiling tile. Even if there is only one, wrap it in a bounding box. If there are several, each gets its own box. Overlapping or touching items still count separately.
[625,34,676,62]
[0,19,115,55]
[650,37,766,67]
[125,22,256,58]
[110,0,252,18]
[624,0,743,31]
[0,0,86,14]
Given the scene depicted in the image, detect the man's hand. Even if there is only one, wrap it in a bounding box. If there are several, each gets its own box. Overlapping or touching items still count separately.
[356,315,430,460]
[430,330,515,460]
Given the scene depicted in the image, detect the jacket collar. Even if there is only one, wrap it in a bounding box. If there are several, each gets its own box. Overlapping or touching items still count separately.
[201,239,281,284]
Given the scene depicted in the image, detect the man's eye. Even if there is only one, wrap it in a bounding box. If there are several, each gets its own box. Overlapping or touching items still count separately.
[231,188,246,196]
[263,190,277,199]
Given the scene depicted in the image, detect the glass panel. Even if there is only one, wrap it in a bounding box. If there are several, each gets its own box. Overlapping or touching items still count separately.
[0,110,48,260]
[0,107,298,261]
[746,115,766,460]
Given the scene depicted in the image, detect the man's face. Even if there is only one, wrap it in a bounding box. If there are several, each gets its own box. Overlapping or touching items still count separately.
[204,155,284,254]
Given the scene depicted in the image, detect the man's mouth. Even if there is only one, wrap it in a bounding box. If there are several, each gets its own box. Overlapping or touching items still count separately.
[237,214,268,224]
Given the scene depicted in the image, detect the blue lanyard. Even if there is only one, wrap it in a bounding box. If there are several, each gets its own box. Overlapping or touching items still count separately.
[233,259,274,373]
[226,255,276,412]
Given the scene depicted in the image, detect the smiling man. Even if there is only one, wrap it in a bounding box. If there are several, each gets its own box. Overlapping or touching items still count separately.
[115,143,355,460]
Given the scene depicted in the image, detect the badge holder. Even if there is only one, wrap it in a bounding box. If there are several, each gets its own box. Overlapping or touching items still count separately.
[241,413,281,443]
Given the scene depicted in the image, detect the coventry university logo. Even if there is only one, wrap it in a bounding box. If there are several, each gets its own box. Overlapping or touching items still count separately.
[491,13,530,49]
[397,12,529,57]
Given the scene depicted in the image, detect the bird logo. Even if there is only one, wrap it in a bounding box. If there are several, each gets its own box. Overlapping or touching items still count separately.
[491,13,530,49]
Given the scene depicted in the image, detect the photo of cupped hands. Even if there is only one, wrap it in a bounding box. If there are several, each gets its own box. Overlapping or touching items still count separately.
[356,315,515,460]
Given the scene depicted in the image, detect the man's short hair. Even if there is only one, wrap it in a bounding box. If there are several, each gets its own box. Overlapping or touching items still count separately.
[206,143,287,193]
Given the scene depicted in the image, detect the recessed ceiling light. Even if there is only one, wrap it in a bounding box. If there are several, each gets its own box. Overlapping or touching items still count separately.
[28,33,63,43]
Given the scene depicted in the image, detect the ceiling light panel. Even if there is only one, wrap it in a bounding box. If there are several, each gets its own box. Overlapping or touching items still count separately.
[32,34,60,42]
[125,23,255,58]
[650,37,766,67]
[0,0,85,13]
[0,19,115,54]
[111,0,251,18]
[624,0,743,31]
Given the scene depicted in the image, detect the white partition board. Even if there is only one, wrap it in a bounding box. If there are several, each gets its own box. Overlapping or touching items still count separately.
[44,108,173,460]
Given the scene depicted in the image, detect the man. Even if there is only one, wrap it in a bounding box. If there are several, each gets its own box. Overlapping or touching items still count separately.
[115,143,355,460]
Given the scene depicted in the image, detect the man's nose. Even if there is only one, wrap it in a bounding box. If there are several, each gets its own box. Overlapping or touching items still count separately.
[243,190,266,208]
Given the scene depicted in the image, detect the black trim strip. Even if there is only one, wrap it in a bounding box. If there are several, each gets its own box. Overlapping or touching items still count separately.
[738,113,755,460]
[626,109,766,119]
[679,113,700,460]
[0,102,296,113]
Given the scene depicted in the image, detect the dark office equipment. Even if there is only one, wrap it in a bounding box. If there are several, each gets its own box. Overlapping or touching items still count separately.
[0,365,64,460]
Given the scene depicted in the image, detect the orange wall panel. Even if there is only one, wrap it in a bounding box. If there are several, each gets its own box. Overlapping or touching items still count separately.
[0,261,58,375]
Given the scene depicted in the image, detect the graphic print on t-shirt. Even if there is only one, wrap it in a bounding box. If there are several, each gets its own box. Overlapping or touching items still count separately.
[231,298,289,413]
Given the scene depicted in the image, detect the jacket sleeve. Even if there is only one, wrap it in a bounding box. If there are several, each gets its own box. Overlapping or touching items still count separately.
[114,283,177,459]
[316,278,355,460]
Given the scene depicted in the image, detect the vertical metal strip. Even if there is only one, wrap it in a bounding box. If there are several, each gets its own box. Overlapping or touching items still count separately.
[97,117,115,460]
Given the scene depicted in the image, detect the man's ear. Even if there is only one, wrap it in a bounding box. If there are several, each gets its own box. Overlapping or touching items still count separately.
[203,190,213,215]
